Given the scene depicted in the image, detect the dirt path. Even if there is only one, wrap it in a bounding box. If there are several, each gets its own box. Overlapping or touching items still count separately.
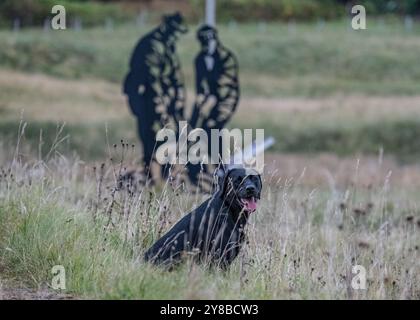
[3,69,420,125]
[0,280,76,300]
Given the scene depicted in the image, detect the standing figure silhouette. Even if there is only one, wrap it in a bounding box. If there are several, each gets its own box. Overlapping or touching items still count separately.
[123,12,187,182]
[188,25,240,189]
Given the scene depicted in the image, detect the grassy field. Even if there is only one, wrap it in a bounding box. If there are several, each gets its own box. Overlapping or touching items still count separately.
[1,69,420,161]
[1,20,420,299]
[1,19,420,98]
[2,20,420,160]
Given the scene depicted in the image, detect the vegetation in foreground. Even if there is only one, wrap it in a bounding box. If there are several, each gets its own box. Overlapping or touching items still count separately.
[0,17,419,299]
[1,20,420,98]
[0,143,419,299]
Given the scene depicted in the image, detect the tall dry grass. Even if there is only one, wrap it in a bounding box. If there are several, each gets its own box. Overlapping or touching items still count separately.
[0,127,418,299]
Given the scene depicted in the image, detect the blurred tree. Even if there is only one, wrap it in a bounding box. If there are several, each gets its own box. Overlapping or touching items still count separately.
[0,0,133,28]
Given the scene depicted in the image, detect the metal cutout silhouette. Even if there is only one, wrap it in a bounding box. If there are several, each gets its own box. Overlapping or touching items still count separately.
[123,16,240,189]
[187,25,240,187]
[123,12,187,181]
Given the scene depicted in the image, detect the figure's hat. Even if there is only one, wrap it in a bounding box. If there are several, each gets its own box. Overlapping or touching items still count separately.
[197,24,218,41]
[163,12,188,33]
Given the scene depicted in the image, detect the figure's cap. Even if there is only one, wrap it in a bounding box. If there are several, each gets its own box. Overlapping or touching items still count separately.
[197,24,218,41]
[163,12,188,34]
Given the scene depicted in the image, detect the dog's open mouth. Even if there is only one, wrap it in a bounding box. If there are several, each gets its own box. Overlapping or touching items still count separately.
[240,197,258,212]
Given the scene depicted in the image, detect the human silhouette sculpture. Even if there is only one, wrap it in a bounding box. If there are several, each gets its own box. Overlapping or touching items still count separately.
[188,25,240,187]
[123,12,187,181]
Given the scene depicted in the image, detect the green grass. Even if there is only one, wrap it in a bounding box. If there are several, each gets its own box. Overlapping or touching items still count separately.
[1,19,420,97]
[2,19,420,161]
[232,118,420,162]
[0,0,134,28]
[2,115,420,162]
[0,120,138,160]
[0,153,419,299]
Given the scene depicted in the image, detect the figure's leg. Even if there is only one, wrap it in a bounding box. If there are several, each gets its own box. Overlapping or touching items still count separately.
[133,94,157,182]
[127,94,141,117]
[137,119,155,181]
[186,163,201,186]
[185,120,214,190]
[215,120,228,160]
[161,162,171,181]
[156,134,171,181]
[128,94,149,172]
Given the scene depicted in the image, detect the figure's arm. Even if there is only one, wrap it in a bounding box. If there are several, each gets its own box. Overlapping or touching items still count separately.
[212,51,240,125]
[144,44,173,118]
[195,56,207,96]
[123,50,148,95]
[146,52,163,96]
[190,56,208,128]
[169,56,186,123]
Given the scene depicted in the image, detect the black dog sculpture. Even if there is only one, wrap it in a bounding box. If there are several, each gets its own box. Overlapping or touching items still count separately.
[144,166,262,268]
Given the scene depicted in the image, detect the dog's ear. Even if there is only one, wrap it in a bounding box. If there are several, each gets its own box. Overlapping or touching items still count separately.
[214,163,228,194]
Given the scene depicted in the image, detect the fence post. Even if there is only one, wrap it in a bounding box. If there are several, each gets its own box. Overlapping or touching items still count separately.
[205,0,216,26]
[13,18,21,32]
[258,21,267,33]
[44,18,51,32]
[136,11,147,27]
[73,17,82,31]
[105,18,114,32]
[404,15,413,32]
[228,20,237,32]
[317,18,325,31]
[288,20,296,35]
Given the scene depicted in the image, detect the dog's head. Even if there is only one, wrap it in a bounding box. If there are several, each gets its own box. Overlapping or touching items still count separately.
[216,165,262,214]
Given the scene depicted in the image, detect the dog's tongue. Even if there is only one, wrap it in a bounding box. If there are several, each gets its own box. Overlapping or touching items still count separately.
[242,197,257,212]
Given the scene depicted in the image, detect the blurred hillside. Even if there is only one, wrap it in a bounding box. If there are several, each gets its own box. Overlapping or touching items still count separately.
[1,0,420,28]
[1,20,420,161]
[1,20,420,97]
[1,0,420,162]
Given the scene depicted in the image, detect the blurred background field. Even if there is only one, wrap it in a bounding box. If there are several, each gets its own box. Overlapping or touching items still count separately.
[2,10,420,170]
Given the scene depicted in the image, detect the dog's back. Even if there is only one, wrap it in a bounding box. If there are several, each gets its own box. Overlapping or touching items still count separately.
[144,196,216,266]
